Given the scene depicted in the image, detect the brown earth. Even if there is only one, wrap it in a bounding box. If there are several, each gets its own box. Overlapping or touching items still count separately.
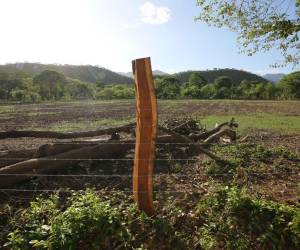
[0,100,299,247]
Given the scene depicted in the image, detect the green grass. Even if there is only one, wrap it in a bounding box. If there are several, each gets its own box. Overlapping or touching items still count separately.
[200,113,300,133]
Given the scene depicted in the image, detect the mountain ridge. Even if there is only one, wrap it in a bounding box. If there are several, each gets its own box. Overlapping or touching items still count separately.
[0,63,133,85]
[173,69,268,84]
[0,63,275,85]
[262,73,285,83]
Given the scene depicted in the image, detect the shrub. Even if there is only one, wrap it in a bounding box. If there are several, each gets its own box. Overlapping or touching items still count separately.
[5,191,184,250]
[196,187,300,249]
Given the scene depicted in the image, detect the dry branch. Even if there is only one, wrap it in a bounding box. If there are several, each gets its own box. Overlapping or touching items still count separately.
[0,118,237,187]
[0,123,135,140]
[158,126,224,162]
[203,128,236,144]
[190,118,237,141]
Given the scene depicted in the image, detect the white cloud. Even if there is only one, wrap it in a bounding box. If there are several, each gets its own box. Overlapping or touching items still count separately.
[140,2,171,24]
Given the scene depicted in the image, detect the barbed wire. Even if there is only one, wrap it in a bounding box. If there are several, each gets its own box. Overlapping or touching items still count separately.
[0,172,298,177]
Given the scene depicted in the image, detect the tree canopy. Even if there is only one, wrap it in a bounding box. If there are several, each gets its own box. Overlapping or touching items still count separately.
[277,71,300,99]
[1,69,300,102]
[196,0,300,67]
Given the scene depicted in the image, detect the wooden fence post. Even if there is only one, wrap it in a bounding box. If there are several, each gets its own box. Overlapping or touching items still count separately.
[132,57,157,215]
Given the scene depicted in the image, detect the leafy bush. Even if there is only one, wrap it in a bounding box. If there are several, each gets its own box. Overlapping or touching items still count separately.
[97,85,135,99]
[196,187,300,249]
[5,191,184,250]
[206,144,300,177]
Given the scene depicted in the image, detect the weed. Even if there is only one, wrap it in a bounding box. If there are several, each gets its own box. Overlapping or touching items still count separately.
[196,186,300,249]
[4,190,186,250]
[206,144,300,178]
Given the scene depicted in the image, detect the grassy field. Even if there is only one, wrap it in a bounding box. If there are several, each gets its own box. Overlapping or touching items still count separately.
[201,114,300,133]
[0,100,300,133]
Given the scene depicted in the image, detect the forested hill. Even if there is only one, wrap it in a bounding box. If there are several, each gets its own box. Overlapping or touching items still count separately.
[0,63,133,85]
[173,69,267,84]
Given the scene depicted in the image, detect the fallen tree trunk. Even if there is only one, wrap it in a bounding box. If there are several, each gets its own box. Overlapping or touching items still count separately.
[0,141,135,187]
[0,135,178,187]
[0,149,36,168]
[0,123,135,140]
[0,124,233,187]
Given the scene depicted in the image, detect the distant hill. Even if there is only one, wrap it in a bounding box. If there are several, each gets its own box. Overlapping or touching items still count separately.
[118,70,168,78]
[0,63,133,85]
[118,72,134,78]
[0,63,271,86]
[262,73,285,83]
[173,69,268,85]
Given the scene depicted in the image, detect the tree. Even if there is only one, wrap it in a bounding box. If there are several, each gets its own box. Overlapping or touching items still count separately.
[33,70,67,100]
[67,80,96,100]
[181,72,207,99]
[0,71,29,99]
[214,76,233,88]
[181,83,203,98]
[155,76,181,99]
[265,82,278,99]
[11,78,41,103]
[188,72,207,87]
[277,71,300,99]
[196,0,300,66]
[200,83,216,99]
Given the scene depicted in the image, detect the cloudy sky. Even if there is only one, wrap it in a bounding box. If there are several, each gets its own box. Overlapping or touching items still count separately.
[0,0,297,74]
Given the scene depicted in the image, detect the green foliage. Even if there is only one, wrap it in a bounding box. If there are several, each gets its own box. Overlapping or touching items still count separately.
[10,78,41,103]
[155,76,181,99]
[6,192,130,249]
[188,72,207,87]
[33,70,67,100]
[0,67,300,102]
[0,63,133,85]
[174,69,267,85]
[196,0,300,66]
[5,191,184,250]
[277,71,300,99]
[97,85,135,99]
[206,144,300,177]
[200,83,216,99]
[214,76,233,88]
[66,79,96,100]
[181,82,202,98]
[181,72,207,98]
[0,70,135,102]
[196,187,300,249]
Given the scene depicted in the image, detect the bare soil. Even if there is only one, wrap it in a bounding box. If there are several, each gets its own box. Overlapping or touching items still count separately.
[0,100,299,247]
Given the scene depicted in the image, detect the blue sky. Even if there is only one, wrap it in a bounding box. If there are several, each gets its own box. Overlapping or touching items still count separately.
[0,0,297,75]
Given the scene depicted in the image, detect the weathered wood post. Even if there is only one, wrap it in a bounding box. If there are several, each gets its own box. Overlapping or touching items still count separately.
[132,57,157,215]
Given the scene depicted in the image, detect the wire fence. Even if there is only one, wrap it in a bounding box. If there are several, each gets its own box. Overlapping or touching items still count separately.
[0,102,299,200]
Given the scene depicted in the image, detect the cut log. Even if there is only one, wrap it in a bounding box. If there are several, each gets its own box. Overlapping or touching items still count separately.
[0,149,36,167]
[0,140,134,187]
[0,123,135,140]
[0,135,177,187]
